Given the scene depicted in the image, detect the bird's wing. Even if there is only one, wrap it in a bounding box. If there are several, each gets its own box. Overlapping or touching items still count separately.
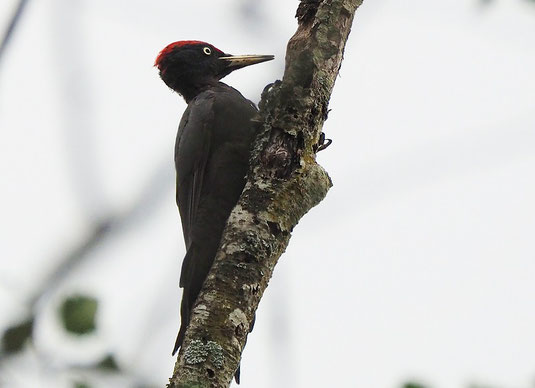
[174,93,216,287]
[172,86,260,355]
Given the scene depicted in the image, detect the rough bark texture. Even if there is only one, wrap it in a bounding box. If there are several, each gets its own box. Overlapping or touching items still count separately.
[168,1,363,387]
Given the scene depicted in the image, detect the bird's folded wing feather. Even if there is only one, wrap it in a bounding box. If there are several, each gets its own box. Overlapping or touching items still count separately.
[174,93,216,287]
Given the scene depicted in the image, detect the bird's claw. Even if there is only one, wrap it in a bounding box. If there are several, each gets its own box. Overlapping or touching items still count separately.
[313,132,332,153]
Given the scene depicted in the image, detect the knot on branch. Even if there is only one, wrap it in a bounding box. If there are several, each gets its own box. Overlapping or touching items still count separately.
[260,129,301,179]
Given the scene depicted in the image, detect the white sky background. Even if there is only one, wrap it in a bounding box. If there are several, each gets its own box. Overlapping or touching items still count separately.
[0,0,534,387]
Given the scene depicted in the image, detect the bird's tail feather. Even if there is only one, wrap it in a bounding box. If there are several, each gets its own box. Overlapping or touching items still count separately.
[172,322,187,355]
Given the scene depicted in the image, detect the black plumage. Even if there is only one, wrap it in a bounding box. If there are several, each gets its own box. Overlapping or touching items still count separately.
[174,84,258,351]
[155,41,273,379]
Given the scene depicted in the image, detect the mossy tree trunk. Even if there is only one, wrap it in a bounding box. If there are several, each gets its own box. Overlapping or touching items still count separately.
[168,1,364,387]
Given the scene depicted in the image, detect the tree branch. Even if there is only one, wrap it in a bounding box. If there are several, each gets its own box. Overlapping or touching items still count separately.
[168,1,363,386]
[0,0,29,65]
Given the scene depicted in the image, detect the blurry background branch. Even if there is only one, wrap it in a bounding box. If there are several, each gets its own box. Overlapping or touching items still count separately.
[1,0,173,364]
[0,0,29,65]
[1,159,171,355]
[1,0,174,363]
[0,4,172,386]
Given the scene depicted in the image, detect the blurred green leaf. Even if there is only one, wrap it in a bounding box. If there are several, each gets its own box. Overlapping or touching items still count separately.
[2,317,34,353]
[402,382,429,388]
[73,382,91,388]
[97,354,120,371]
[60,294,98,335]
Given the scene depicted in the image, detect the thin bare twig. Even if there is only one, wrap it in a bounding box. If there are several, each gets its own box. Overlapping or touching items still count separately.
[0,0,29,64]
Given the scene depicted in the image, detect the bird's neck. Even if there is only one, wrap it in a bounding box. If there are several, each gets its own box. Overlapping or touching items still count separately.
[166,74,221,103]
[180,81,219,103]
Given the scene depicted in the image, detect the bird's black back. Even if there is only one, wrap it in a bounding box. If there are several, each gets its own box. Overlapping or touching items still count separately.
[173,82,259,355]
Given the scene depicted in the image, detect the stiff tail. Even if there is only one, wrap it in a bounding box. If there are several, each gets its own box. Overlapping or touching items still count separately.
[172,322,187,355]
[172,284,191,355]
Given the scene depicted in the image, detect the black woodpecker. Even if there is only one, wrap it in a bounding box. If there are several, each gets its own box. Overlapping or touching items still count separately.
[155,40,273,380]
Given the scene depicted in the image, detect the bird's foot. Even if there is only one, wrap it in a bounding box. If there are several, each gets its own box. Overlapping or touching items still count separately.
[313,132,332,153]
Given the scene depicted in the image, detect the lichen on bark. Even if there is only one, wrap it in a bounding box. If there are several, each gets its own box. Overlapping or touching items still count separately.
[168,1,363,387]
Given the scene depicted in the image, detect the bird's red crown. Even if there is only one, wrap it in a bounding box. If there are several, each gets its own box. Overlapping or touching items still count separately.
[154,40,224,67]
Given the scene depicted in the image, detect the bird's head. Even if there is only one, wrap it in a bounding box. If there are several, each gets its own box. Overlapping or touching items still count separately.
[155,40,274,101]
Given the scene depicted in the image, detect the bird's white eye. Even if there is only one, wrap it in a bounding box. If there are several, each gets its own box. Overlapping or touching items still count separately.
[203,47,212,55]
